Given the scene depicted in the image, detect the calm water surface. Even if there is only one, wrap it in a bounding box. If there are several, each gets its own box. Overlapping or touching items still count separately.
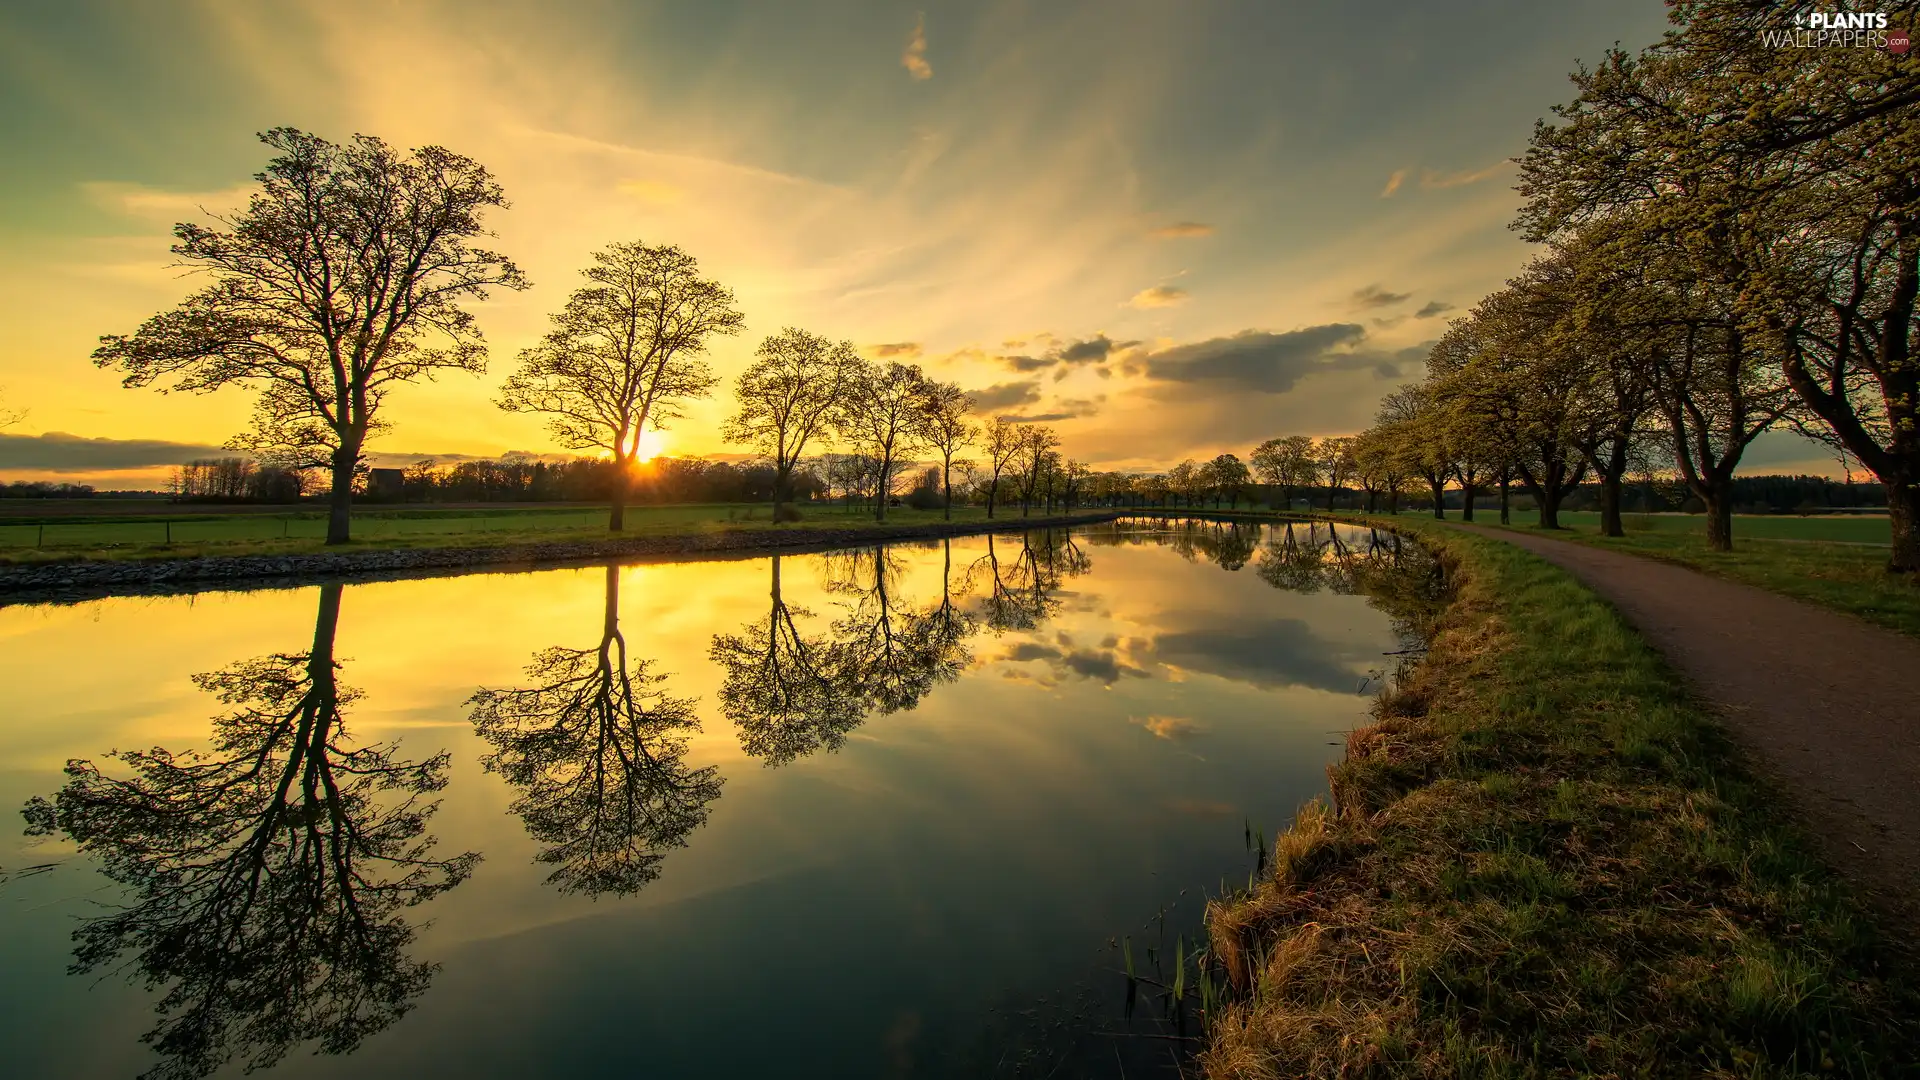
[0,519,1430,1079]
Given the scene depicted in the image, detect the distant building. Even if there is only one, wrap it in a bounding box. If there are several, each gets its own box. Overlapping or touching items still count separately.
[367,468,406,500]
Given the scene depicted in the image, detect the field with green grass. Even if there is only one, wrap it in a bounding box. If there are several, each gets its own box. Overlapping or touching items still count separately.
[1494,508,1891,544]
[1203,520,1916,1077]
[0,502,1031,564]
[1469,515,1920,639]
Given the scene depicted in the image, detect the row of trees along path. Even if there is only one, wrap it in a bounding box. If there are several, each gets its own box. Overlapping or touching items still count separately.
[1330,5,1920,572]
[92,128,1074,544]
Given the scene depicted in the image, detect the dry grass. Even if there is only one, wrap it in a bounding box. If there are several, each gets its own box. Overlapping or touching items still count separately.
[1200,523,1917,1079]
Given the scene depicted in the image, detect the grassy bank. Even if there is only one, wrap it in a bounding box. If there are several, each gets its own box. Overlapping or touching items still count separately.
[1480,519,1920,640]
[0,502,1053,565]
[1202,521,1915,1078]
[1498,509,1891,545]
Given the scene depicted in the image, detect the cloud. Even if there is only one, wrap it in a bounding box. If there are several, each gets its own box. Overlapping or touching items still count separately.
[998,354,1053,372]
[996,333,1136,373]
[1148,221,1215,239]
[1129,285,1189,309]
[1350,284,1410,310]
[1148,617,1377,693]
[1003,411,1079,423]
[1137,715,1207,741]
[1419,162,1505,189]
[868,342,922,358]
[1414,300,1454,318]
[1379,168,1408,198]
[1138,324,1421,394]
[0,431,228,472]
[967,380,1042,411]
[901,15,932,80]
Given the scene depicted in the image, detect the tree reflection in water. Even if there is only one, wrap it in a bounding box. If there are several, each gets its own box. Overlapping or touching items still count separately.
[469,565,723,899]
[712,533,1084,765]
[21,584,475,1080]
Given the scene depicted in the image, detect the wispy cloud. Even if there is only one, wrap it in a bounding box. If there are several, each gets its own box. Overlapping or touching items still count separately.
[868,341,922,358]
[902,14,932,80]
[1379,168,1408,198]
[1414,300,1454,318]
[1350,284,1410,310]
[1148,221,1214,238]
[1129,285,1188,309]
[1419,162,1504,189]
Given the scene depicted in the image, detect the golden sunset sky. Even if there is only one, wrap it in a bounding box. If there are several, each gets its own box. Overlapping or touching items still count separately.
[0,0,1835,486]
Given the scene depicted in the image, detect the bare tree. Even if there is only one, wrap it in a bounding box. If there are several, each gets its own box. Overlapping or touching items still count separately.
[723,328,860,520]
[497,242,740,531]
[837,360,931,522]
[916,380,977,520]
[0,388,23,430]
[93,128,527,544]
[1016,424,1061,516]
[983,417,1023,519]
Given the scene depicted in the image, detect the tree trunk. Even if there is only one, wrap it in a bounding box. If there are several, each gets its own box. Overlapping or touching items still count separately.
[1704,482,1734,552]
[325,444,357,545]
[1460,480,1478,523]
[774,462,792,524]
[942,457,953,521]
[1499,474,1510,525]
[1428,479,1445,520]
[1597,439,1628,538]
[609,458,630,532]
[986,475,998,519]
[874,456,889,522]
[1888,478,1918,573]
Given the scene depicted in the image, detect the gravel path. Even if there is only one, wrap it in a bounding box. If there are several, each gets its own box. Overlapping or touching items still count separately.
[1460,524,1920,932]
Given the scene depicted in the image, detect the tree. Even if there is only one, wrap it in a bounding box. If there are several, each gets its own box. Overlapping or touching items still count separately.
[724,328,860,519]
[982,417,1024,519]
[496,242,740,531]
[1251,435,1315,510]
[468,566,722,897]
[1016,424,1061,516]
[915,380,977,520]
[0,388,23,429]
[22,584,475,1079]
[1314,436,1357,511]
[837,361,932,522]
[1206,453,1252,509]
[708,554,864,765]
[93,128,527,545]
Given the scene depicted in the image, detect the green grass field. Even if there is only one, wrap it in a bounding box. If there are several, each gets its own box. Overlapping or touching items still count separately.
[1462,512,1920,639]
[1494,509,1891,544]
[0,502,1049,564]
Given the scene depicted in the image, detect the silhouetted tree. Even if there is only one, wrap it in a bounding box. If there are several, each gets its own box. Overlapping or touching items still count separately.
[21,584,475,1080]
[724,328,861,519]
[497,242,741,531]
[93,129,527,544]
[708,554,865,765]
[468,565,723,898]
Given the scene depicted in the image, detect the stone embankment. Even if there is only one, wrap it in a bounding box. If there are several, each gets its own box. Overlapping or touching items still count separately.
[0,512,1120,606]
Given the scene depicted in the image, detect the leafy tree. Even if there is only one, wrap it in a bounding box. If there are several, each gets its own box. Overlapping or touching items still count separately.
[1206,453,1252,508]
[1251,435,1316,510]
[468,566,722,897]
[1313,436,1358,511]
[93,128,527,544]
[837,360,932,522]
[723,328,860,518]
[22,584,474,1079]
[496,242,740,531]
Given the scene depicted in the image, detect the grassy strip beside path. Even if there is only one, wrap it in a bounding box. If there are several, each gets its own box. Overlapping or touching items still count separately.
[1202,520,1915,1078]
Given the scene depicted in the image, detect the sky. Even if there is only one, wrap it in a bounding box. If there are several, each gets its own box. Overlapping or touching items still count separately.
[0,0,1837,487]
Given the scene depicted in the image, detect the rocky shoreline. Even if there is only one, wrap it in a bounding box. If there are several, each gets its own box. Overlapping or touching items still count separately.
[0,512,1122,606]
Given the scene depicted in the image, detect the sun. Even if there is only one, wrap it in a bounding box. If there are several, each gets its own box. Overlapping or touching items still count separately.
[633,429,668,464]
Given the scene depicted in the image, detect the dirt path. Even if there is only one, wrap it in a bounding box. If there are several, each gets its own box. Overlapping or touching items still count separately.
[1458,523,1920,932]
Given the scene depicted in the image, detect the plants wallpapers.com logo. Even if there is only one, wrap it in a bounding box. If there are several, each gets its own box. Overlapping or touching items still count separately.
[1761,10,1909,50]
